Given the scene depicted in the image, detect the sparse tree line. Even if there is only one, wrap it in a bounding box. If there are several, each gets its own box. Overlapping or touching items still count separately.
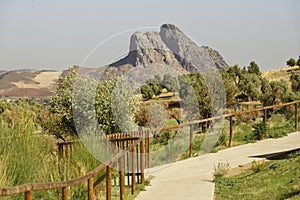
[45,60,299,138]
[286,55,300,67]
[141,61,299,106]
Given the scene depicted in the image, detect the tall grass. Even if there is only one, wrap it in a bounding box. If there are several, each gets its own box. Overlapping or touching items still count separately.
[0,101,106,199]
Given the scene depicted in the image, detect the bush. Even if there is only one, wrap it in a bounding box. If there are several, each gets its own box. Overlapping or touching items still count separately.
[252,122,268,140]
[251,160,266,173]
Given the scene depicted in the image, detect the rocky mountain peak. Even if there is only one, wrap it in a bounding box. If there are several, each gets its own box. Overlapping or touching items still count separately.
[108,23,228,77]
[161,23,183,33]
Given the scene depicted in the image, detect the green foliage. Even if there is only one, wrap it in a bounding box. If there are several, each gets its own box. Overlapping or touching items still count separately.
[141,84,154,100]
[291,72,300,93]
[247,61,261,75]
[297,55,300,67]
[252,122,268,140]
[49,67,138,136]
[0,100,106,199]
[287,57,296,67]
[215,151,300,200]
[50,67,78,136]
[260,79,295,106]
[251,160,266,173]
[220,69,239,106]
[151,83,162,96]
[162,74,180,92]
[183,73,211,118]
[238,72,262,101]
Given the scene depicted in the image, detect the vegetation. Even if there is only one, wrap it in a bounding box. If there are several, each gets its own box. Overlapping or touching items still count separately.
[47,68,138,137]
[1,56,300,199]
[287,58,296,67]
[214,151,300,200]
[287,55,300,67]
[0,100,106,199]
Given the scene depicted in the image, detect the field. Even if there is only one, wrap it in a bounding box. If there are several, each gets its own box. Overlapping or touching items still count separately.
[214,150,300,199]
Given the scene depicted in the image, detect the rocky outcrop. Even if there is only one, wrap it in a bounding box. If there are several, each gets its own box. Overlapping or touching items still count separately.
[160,24,229,72]
[108,23,228,75]
[201,46,229,70]
[109,30,187,75]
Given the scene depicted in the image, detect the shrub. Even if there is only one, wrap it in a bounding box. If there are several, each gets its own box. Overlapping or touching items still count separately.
[252,122,268,140]
[251,160,266,173]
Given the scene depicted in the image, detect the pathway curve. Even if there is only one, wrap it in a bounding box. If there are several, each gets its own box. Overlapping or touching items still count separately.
[136,131,300,200]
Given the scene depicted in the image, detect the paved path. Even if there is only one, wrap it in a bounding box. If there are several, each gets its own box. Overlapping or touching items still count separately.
[136,131,300,200]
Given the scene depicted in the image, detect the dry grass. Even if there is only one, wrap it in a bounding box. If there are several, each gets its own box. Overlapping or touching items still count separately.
[262,66,300,88]
[0,157,10,188]
[12,71,62,89]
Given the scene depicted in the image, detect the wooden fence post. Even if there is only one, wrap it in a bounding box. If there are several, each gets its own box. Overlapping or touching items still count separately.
[131,146,136,195]
[106,166,112,200]
[263,109,267,124]
[189,125,193,157]
[62,186,69,200]
[119,155,125,200]
[295,102,298,131]
[229,116,233,147]
[145,131,150,169]
[140,137,145,184]
[88,177,94,200]
[24,191,32,200]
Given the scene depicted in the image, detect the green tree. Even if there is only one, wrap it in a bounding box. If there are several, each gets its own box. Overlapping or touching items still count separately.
[50,67,78,136]
[151,83,162,96]
[238,72,261,101]
[162,74,180,92]
[296,55,300,67]
[227,65,241,85]
[290,72,300,93]
[183,73,211,118]
[287,58,296,67]
[220,69,239,106]
[50,67,138,136]
[247,61,261,75]
[141,84,154,100]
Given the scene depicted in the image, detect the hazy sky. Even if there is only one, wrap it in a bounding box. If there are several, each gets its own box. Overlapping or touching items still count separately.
[0,0,299,71]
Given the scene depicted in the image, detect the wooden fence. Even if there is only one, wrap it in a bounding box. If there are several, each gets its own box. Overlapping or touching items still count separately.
[0,100,299,199]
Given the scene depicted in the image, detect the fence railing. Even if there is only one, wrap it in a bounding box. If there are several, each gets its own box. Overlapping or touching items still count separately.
[0,100,299,199]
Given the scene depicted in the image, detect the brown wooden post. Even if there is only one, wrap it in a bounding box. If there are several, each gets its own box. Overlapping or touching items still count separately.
[24,191,32,200]
[88,177,94,200]
[119,154,125,200]
[62,186,69,200]
[263,109,267,124]
[140,137,145,184]
[136,143,140,184]
[106,166,112,200]
[189,124,193,157]
[295,102,298,131]
[229,116,233,147]
[145,131,150,169]
[131,145,136,195]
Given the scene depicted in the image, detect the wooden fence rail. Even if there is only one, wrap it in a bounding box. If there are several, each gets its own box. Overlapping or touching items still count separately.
[0,100,299,199]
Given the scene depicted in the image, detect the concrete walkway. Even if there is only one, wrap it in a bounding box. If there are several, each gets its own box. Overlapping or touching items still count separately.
[136,131,300,200]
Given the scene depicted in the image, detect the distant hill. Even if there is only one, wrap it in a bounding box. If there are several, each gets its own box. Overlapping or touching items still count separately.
[0,70,6,75]
[0,70,62,98]
[262,66,300,88]
[0,24,230,98]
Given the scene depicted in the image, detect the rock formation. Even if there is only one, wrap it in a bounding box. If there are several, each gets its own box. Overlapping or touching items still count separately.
[107,23,228,77]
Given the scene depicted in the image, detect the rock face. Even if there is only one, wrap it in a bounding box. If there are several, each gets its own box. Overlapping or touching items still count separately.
[109,30,186,75]
[108,23,228,76]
